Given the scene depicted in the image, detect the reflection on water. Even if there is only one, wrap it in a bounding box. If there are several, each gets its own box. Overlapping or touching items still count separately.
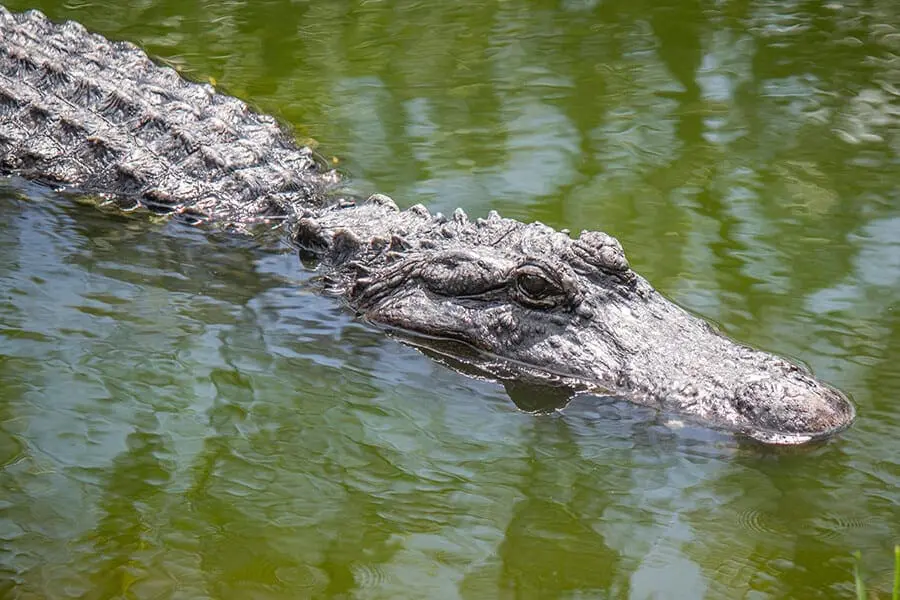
[1,0,900,597]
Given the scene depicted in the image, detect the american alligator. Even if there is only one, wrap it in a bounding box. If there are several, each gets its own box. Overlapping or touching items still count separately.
[0,6,855,444]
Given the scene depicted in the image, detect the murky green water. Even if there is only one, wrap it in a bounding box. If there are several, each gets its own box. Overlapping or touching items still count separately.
[1,0,899,597]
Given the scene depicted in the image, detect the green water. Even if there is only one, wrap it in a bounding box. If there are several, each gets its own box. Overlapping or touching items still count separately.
[1,0,899,597]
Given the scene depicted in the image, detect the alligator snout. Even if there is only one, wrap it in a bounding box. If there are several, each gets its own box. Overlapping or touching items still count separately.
[731,377,855,444]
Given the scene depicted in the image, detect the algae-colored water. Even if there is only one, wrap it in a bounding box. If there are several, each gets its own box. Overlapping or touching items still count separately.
[1,1,899,598]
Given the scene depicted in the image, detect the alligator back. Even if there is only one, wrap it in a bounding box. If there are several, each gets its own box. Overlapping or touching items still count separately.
[0,7,331,225]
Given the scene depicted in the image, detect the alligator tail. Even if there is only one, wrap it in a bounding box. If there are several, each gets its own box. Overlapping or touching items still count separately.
[0,6,332,225]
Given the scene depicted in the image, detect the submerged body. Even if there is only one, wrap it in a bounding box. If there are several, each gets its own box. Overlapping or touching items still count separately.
[0,6,855,444]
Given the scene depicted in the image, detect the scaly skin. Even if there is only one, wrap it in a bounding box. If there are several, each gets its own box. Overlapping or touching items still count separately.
[0,6,334,228]
[0,7,856,444]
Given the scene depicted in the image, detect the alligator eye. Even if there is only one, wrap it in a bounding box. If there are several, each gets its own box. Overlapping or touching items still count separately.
[518,273,553,297]
[513,265,565,308]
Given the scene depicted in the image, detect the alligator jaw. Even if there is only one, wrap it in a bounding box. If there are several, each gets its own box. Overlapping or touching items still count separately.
[368,287,856,445]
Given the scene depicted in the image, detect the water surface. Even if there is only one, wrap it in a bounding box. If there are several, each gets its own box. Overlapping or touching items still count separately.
[1,1,899,598]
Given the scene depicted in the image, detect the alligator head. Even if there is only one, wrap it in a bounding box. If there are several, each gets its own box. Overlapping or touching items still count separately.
[296,195,855,445]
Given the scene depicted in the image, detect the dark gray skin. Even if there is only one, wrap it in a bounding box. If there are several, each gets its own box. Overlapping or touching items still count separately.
[0,7,855,444]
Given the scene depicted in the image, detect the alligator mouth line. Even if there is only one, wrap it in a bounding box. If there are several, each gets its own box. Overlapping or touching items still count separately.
[368,323,597,385]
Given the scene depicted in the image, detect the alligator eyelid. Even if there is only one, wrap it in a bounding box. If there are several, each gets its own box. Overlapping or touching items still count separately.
[514,263,565,288]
